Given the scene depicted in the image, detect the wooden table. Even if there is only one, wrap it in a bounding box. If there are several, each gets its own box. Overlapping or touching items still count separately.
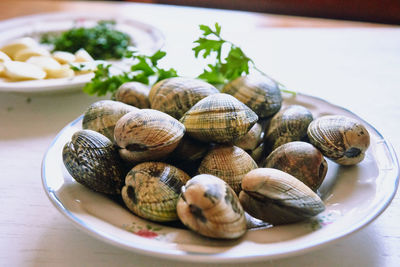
[1,1,399,266]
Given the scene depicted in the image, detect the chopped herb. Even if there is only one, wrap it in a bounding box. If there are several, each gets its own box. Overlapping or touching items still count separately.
[41,21,131,60]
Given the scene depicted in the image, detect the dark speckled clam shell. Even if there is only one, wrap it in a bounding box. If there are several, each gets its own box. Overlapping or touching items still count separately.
[121,162,190,222]
[62,129,125,195]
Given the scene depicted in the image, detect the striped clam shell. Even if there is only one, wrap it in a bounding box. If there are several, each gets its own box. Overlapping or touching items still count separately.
[149,77,219,119]
[82,100,138,142]
[263,141,328,191]
[114,109,185,163]
[239,168,325,225]
[265,105,313,152]
[222,74,282,118]
[234,122,264,151]
[180,93,258,143]
[307,115,370,165]
[177,174,247,239]
[122,162,191,222]
[115,81,150,109]
[62,129,125,194]
[198,145,257,194]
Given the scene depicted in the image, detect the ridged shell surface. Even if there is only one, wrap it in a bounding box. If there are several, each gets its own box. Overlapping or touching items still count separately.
[265,105,313,151]
[115,81,150,109]
[307,115,370,165]
[198,145,258,194]
[222,74,282,118]
[263,141,327,191]
[239,168,325,225]
[62,129,125,194]
[177,174,247,239]
[82,100,138,142]
[114,109,185,163]
[149,77,219,119]
[180,93,258,143]
[122,162,190,222]
[234,122,263,151]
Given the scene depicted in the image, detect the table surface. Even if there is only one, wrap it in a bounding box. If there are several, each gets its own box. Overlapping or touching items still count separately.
[1,1,399,266]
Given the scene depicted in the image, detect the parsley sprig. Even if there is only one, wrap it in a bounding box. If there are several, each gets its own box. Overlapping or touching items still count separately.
[78,50,178,97]
[193,23,294,94]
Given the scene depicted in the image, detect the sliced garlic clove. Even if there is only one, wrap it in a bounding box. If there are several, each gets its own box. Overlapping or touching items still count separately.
[14,46,50,62]
[0,51,11,62]
[0,37,38,59]
[74,49,94,62]
[46,64,74,79]
[3,61,46,80]
[52,51,76,64]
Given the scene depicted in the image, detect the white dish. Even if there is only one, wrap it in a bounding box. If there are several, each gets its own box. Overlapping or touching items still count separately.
[41,93,399,263]
[0,12,164,93]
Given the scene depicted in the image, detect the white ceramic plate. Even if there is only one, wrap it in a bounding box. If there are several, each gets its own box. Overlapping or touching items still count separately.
[0,12,164,93]
[41,94,399,263]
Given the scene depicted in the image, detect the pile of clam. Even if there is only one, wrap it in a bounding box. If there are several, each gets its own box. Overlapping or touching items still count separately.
[63,75,370,239]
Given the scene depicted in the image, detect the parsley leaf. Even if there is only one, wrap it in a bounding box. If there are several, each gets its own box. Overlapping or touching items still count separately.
[193,23,295,94]
[79,49,178,97]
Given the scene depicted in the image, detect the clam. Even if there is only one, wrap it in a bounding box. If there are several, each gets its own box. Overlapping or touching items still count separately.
[180,93,258,143]
[82,100,138,142]
[149,77,219,119]
[122,162,190,222]
[263,141,327,191]
[177,174,247,239]
[307,115,370,165]
[222,74,282,118]
[115,81,150,109]
[62,130,125,194]
[239,168,325,225]
[198,145,257,194]
[265,105,313,152]
[114,109,185,163]
[234,122,263,151]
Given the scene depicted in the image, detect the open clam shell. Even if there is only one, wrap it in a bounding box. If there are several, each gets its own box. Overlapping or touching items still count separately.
[239,168,325,225]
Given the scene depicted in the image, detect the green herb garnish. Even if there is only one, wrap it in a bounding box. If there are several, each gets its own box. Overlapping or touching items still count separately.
[41,21,131,60]
[193,23,294,94]
[80,49,178,97]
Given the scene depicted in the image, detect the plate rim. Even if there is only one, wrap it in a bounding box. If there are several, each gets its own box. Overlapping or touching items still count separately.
[41,93,400,262]
[0,11,164,93]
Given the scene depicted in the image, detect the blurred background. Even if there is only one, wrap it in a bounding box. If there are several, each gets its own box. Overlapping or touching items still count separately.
[121,0,400,25]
